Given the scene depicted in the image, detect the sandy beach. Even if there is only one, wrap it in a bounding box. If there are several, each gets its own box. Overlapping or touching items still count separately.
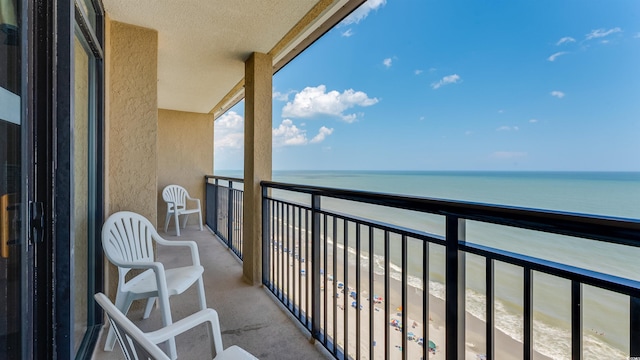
[270,237,554,360]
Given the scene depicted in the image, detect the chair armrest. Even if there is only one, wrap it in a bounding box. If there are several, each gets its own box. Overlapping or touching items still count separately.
[185,196,201,209]
[145,308,224,358]
[153,236,201,267]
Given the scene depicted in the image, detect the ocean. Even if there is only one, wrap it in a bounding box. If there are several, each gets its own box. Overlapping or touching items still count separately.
[218,170,640,359]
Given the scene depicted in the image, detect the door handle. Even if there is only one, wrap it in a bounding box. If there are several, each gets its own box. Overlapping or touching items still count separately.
[30,201,44,245]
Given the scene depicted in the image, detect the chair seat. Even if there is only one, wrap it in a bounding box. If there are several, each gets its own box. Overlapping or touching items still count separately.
[214,345,258,360]
[177,208,201,215]
[123,265,205,297]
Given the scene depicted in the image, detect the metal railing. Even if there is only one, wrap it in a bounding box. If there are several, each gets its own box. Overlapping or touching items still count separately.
[260,180,640,360]
[205,175,244,259]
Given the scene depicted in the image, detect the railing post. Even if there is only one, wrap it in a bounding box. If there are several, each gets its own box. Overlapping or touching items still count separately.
[524,268,533,360]
[262,185,270,285]
[486,258,495,360]
[311,194,321,341]
[571,280,582,360]
[445,216,465,360]
[630,296,640,358]
[213,178,218,234]
[227,181,234,249]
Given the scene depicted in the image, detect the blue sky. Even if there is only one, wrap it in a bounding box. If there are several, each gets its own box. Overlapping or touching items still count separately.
[215,0,640,171]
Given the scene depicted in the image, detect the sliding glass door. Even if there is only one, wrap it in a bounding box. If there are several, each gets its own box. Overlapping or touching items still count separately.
[0,0,24,358]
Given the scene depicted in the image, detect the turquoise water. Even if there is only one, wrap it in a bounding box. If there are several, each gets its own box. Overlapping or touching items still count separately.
[218,170,640,358]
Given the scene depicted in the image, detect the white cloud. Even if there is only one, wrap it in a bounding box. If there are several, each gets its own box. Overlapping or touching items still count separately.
[414,69,423,75]
[273,89,295,101]
[498,109,505,113]
[272,120,334,147]
[340,0,386,25]
[634,33,640,39]
[465,131,473,135]
[529,119,538,123]
[341,29,354,37]
[282,85,378,122]
[556,37,575,45]
[492,151,527,159]
[214,111,244,150]
[585,27,622,40]
[431,74,461,89]
[272,119,307,146]
[547,51,568,62]
[550,91,565,99]
[419,116,425,121]
[383,58,392,68]
[310,126,334,143]
[497,126,519,131]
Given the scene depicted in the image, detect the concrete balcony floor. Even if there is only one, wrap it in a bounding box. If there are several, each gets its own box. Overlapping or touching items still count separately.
[91,226,330,360]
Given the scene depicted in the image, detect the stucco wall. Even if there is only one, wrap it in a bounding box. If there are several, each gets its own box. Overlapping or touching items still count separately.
[103,19,158,303]
[106,21,158,224]
[157,109,213,228]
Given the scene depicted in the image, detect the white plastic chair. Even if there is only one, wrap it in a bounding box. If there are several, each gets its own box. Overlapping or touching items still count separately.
[95,293,258,360]
[163,185,203,236]
[102,211,207,359]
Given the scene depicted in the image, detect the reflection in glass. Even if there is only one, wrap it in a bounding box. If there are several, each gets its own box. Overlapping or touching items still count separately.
[0,0,21,358]
[73,34,90,354]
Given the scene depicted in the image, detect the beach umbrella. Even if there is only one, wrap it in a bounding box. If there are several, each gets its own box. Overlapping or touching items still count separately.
[351,301,357,308]
[337,282,344,289]
[350,291,357,298]
[396,306,402,312]
[429,340,436,350]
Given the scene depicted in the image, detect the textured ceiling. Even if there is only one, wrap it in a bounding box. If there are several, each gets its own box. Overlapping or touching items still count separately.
[102,0,324,114]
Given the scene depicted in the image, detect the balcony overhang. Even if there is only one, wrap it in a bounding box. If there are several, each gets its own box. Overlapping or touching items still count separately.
[102,0,365,118]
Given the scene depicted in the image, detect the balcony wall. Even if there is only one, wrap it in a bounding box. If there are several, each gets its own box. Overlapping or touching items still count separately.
[157,109,213,227]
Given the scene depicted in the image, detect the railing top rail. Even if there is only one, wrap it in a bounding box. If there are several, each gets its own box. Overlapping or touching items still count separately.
[261,180,640,246]
[205,175,244,183]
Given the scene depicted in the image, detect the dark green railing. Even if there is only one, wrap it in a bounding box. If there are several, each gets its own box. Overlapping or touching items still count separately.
[205,175,244,259]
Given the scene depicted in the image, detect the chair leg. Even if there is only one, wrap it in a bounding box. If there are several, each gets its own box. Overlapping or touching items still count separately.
[197,211,203,231]
[174,212,180,236]
[197,277,207,310]
[181,214,190,229]
[164,211,171,233]
[158,294,177,359]
[104,292,134,351]
[143,297,156,319]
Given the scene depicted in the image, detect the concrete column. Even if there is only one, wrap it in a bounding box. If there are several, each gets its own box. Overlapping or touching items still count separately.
[243,52,272,284]
[106,21,158,223]
[105,20,158,300]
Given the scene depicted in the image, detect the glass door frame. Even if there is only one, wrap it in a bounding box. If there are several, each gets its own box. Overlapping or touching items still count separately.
[25,0,105,358]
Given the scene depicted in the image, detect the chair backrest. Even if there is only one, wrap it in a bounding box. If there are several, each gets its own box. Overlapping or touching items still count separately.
[102,211,157,280]
[162,185,188,208]
[95,292,171,360]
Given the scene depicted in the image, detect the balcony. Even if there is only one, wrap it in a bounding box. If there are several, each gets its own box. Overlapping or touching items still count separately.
[90,175,640,360]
